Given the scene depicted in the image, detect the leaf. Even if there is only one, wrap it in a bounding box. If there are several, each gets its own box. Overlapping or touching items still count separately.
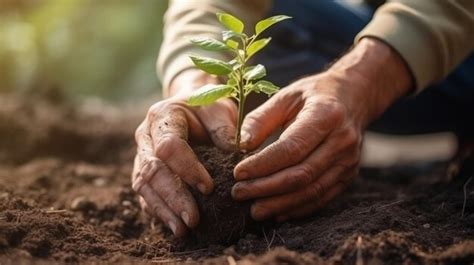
[243,64,266,81]
[188,84,233,106]
[222,30,245,42]
[247,37,271,58]
[255,15,292,35]
[190,37,229,51]
[255,80,279,96]
[217,13,244,33]
[189,56,232,75]
[226,39,239,50]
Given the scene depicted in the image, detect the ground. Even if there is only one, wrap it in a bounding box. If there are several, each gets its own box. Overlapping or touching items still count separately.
[0,94,473,264]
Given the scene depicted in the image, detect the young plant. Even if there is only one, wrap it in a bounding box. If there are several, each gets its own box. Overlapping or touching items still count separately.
[187,13,291,150]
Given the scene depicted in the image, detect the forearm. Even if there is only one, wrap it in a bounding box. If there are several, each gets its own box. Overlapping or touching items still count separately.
[167,70,219,98]
[158,0,269,97]
[328,37,413,127]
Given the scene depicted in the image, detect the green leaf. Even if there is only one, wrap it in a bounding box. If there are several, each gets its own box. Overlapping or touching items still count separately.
[188,84,233,106]
[226,39,239,50]
[222,30,245,42]
[217,13,244,33]
[255,15,292,35]
[247,37,271,58]
[190,37,229,51]
[255,80,279,96]
[189,56,232,75]
[243,64,266,81]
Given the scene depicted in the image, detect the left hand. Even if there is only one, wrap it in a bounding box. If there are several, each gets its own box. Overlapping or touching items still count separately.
[231,38,412,221]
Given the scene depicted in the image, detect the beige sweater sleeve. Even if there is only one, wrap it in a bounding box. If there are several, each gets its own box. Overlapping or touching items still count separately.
[157,0,270,96]
[356,0,474,91]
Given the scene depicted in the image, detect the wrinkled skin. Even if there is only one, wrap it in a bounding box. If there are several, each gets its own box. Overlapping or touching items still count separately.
[132,38,412,236]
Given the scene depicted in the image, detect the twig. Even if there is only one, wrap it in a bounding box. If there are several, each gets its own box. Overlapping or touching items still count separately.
[171,248,208,256]
[461,176,473,218]
[151,258,179,264]
[357,199,404,214]
[262,228,269,248]
[45,209,67,214]
[356,236,364,265]
[227,256,237,265]
[276,231,286,244]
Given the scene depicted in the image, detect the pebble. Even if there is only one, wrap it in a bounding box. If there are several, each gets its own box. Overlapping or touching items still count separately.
[422,223,431,229]
[70,196,96,211]
[122,200,132,207]
[93,178,107,187]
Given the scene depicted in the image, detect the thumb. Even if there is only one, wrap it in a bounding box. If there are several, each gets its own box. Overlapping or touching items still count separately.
[197,99,237,151]
[240,92,295,151]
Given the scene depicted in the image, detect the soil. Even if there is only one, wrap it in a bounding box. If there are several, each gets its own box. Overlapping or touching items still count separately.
[187,146,256,245]
[0,94,473,264]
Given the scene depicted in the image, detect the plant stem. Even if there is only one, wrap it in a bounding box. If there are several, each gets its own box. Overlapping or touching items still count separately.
[235,85,245,151]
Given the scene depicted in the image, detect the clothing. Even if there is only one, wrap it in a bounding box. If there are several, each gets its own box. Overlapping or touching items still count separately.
[255,0,474,137]
[158,0,474,93]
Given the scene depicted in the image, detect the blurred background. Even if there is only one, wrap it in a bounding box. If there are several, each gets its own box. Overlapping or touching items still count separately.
[0,0,167,102]
[0,0,457,167]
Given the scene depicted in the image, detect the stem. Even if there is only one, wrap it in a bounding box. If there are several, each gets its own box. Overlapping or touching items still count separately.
[234,37,249,151]
[235,83,246,150]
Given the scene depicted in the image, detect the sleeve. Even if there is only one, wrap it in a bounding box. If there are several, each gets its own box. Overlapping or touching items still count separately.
[157,0,270,96]
[356,0,474,91]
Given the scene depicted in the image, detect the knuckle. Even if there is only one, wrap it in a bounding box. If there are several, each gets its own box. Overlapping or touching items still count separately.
[154,135,182,160]
[286,165,314,189]
[282,137,307,165]
[306,181,324,199]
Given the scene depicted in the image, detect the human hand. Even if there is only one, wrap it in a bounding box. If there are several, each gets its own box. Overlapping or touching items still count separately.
[132,70,237,236]
[231,38,412,221]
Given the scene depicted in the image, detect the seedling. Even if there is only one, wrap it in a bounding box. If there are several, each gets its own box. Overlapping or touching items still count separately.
[187,13,291,150]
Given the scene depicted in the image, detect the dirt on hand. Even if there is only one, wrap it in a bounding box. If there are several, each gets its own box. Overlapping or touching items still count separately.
[0,94,473,264]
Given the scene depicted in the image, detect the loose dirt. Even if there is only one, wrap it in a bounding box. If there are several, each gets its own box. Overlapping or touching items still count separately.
[0,94,473,264]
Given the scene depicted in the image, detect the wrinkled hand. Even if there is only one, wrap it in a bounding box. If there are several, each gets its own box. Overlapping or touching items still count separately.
[132,72,237,237]
[231,74,363,221]
[231,38,412,221]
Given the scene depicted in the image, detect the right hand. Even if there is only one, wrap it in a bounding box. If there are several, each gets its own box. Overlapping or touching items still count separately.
[132,70,237,237]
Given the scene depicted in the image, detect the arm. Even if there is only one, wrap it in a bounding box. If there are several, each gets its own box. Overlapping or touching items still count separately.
[231,38,412,221]
[357,0,474,91]
[158,0,270,97]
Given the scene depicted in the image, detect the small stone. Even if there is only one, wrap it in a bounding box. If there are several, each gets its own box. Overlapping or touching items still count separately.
[93,178,107,187]
[422,223,431,229]
[70,196,96,211]
[121,200,132,207]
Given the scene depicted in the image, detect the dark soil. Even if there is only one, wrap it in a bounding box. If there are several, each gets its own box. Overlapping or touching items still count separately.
[0,94,473,264]
[188,146,256,245]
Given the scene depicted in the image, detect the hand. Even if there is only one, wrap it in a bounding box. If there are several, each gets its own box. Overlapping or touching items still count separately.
[231,38,412,221]
[132,70,237,236]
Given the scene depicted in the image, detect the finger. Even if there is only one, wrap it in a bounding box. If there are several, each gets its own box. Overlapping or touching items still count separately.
[232,138,343,200]
[239,90,300,151]
[139,196,153,216]
[149,161,200,228]
[250,166,351,221]
[139,183,187,237]
[234,101,344,181]
[150,108,214,194]
[197,99,237,151]
[134,121,161,184]
[276,181,350,222]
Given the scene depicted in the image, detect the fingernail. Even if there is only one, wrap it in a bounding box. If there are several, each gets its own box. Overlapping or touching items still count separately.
[241,131,251,144]
[235,170,248,180]
[132,175,144,192]
[197,183,207,194]
[168,221,177,235]
[231,184,239,199]
[181,211,190,226]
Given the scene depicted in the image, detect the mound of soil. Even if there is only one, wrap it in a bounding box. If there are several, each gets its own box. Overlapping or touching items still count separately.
[0,94,473,264]
[188,146,256,245]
